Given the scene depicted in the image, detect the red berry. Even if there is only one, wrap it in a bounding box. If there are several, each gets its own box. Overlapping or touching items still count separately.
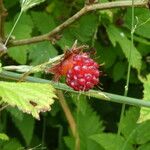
[66,53,100,91]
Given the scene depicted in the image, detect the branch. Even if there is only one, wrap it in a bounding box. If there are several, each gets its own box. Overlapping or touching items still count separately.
[0,0,7,40]
[8,0,148,47]
[0,70,150,108]
[57,90,80,150]
[57,90,77,137]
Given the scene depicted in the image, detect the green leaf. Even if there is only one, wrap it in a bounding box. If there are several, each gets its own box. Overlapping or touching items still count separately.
[90,133,134,150]
[125,8,150,39]
[8,46,28,64]
[106,25,142,71]
[5,13,33,39]
[29,42,58,65]
[21,0,46,12]
[31,11,56,34]
[121,119,150,147]
[95,42,117,69]
[59,13,99,47]
[5,13,33,64]
[7,107,23,121]
[0,133,9,141]
[139,74,150,122]
[65,96,104,150]
[64,137,75,150]
[58,30,76,48]
[134,120,150,144]
[121,120,150,145]
[120,107,140,143]
[4,0,18,8]
[113,62,127,82]
[2,139,22,150]
[71,13,98,42]
[77,97,104,150]
[12,114,35,145]
[0,82,57,119]
[138,143,150,150]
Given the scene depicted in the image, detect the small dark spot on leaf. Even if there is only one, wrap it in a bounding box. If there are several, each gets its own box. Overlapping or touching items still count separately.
[29,101,37,107]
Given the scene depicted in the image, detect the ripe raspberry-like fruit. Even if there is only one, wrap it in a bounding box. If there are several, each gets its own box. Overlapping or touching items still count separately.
[47,42,100,91]
[66,53,100,91]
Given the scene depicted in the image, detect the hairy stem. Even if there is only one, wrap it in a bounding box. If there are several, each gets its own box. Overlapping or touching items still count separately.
[57,90,77,137]
[1,70,150,108]
[0,0,7,40]
[4,11,23,46]
[57,90,80,150]
[117,0,135,136]
[8,0,148,47]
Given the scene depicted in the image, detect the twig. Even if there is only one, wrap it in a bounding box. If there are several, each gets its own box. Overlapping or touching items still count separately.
[57,90,80,150]
[1,70,150,108]
[4,11,23,46]
[57,90,76,136]
[0,0,7,40]
[117,0,136,136]
[8,0,148,47]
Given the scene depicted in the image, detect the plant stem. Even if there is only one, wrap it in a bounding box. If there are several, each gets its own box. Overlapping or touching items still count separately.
[1,70,150,108]
[57,90,80,150]
[8,0,148,47]
[117,0,135,136]
[41,116,46,147]
[4,11,23,46]
[0,0,7,40]
[57,90,77,137]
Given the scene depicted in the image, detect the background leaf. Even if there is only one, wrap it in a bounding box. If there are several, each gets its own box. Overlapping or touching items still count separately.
[31,11,56,34]
[124,8,150,39]
[90,133,134,150]
[5,13,33,64]
[65,96,104,150]
[12,114,35,145]
[120,107,140,144]
[106,25,142,71]
[2,139,22,150]
[29,42,58,65]
[77,97,104,150]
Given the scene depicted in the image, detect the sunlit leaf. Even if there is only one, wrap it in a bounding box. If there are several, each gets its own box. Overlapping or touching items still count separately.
[139,74,150,122]
[0,133,9,141]
[0,82,57,119]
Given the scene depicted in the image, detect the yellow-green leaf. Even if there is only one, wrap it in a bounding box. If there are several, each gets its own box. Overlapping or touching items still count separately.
[139,74,150,122]
[0,133,9,141]
[0,82,57,119]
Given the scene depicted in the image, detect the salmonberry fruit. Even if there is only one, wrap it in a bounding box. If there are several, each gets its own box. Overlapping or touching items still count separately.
[47,42,100,91]
[66,53,100,91]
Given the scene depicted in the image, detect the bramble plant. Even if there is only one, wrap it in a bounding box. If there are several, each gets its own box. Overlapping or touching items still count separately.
[0,0,150,150]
